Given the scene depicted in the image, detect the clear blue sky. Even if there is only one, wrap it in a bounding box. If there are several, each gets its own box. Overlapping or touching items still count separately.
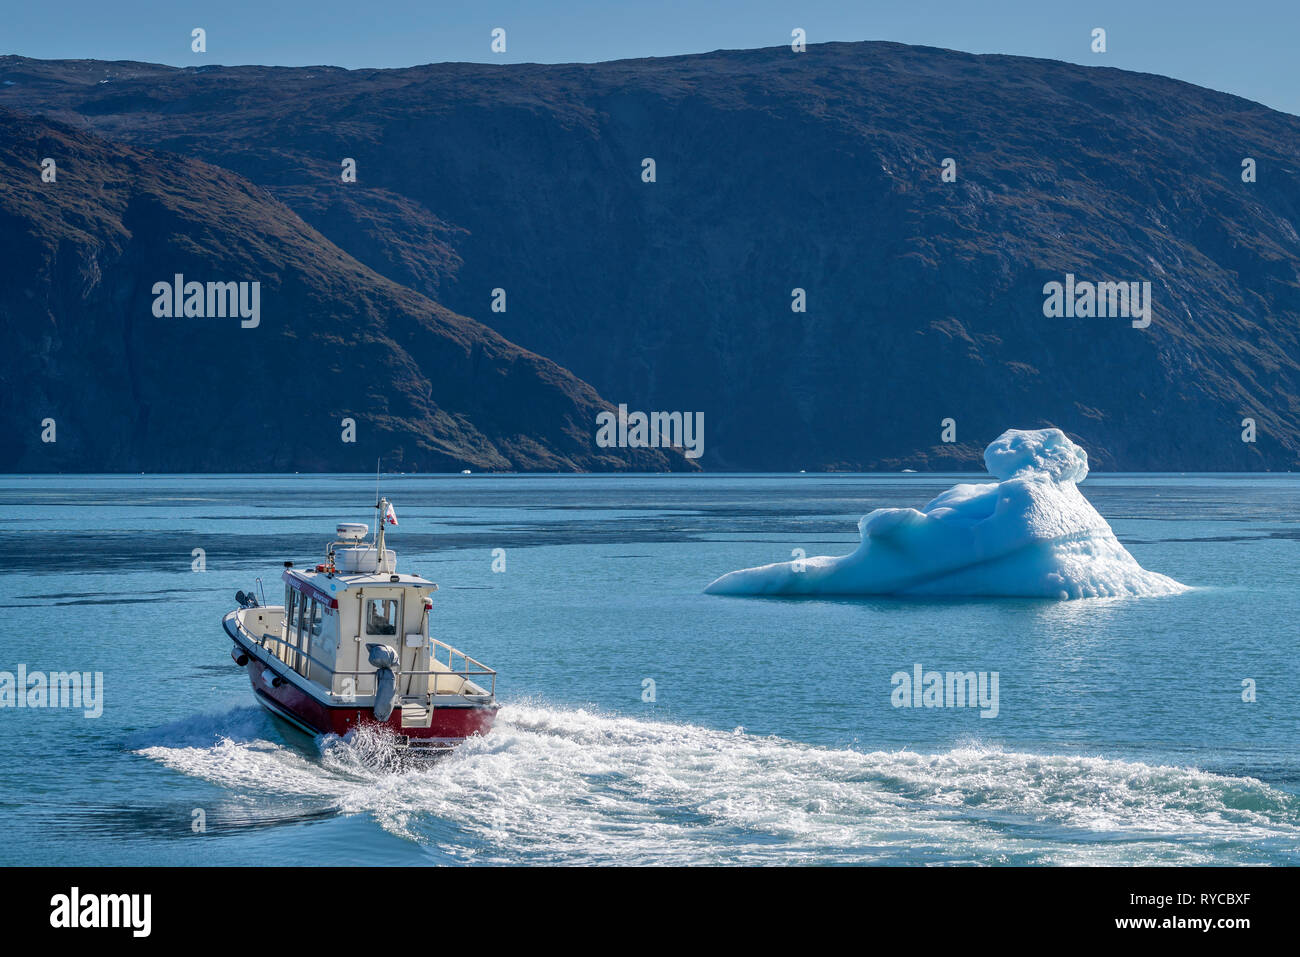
[5,0,1297,115]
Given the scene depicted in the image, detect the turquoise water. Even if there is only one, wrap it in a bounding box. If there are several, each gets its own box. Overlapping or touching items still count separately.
[0,473,1297,865]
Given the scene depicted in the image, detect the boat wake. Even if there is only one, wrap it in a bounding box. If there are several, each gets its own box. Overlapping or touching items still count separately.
[131,703,1300,865]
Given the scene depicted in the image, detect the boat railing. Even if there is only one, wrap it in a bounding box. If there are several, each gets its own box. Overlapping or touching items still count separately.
[247,625,496,699]
[428,636,493,679]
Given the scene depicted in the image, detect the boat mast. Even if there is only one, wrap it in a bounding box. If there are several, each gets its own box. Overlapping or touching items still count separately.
[374,458,387,568]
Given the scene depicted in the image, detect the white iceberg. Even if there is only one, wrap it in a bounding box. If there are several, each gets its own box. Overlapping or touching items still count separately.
[705,428,1186,599]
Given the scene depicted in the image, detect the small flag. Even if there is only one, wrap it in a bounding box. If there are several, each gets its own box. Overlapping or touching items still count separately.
[385,502,398,526]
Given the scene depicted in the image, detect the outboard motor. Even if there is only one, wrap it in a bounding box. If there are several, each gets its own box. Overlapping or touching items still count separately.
[235,590,259,609]
[367,643,400,721]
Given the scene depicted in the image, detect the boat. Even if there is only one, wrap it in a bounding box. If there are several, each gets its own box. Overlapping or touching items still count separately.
[223,497,499,753]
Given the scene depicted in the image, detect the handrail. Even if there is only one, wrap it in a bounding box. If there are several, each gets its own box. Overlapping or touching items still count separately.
[238,619,496,698]
[428,635,493,674]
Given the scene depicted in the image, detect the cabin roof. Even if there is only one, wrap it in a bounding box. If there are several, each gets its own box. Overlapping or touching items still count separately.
[283,567,435,598]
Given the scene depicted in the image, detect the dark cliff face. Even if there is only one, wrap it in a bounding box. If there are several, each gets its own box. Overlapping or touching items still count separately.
[0,110,691,473]
[3,42,1300,471]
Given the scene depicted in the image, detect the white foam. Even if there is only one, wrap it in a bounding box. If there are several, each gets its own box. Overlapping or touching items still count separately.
[706,428,1186,598]
[132,703,1296,864]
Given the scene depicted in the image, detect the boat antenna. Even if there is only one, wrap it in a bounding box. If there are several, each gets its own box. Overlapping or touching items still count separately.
[376,496,387,568]
[374,457,386,564]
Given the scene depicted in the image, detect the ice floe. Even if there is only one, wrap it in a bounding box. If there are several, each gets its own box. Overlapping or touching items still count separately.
[706,428,1186,599]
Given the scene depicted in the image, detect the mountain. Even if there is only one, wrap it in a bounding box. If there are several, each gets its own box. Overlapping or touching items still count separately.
[0,108,691,472]
[3,42,1300,470]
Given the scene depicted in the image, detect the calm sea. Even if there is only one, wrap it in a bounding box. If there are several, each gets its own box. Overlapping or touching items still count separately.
[0,473,1296,865]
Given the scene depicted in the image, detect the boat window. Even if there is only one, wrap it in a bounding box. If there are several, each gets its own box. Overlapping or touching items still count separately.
[366,597,400,636]
[283,589,300,665]
[295,597,317,678]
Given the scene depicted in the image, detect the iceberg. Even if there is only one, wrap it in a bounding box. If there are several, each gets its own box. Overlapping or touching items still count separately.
[705,428,1186,599]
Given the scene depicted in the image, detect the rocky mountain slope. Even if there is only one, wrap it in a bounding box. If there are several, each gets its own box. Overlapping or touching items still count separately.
[3,42,1299,470]
[0,108,689,472]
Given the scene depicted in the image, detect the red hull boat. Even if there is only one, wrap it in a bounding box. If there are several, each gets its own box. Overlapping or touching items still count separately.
[224,498,499,753]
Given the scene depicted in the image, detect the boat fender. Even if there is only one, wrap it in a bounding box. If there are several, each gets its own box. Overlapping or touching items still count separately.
[231,645,249,667]
[367,643,400,721]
